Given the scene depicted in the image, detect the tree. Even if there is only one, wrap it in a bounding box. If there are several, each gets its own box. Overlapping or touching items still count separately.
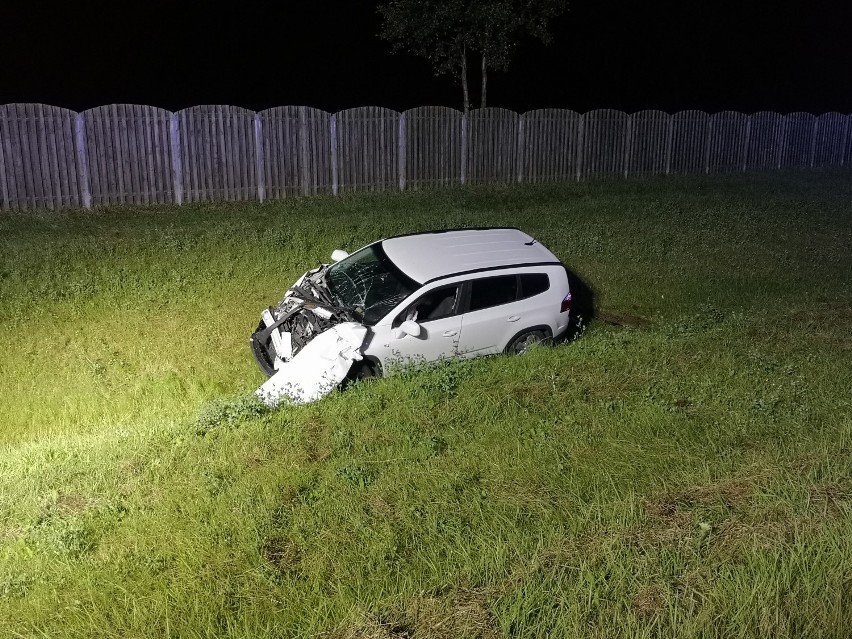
[467,0,567,108]
[378,0,473,114]
[377,0,567,112]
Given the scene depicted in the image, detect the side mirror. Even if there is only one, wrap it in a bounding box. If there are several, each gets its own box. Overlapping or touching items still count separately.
[393,320,421,339]
[331,249,349,263]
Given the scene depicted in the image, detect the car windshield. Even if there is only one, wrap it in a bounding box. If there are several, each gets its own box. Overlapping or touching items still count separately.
[325,244,418,325]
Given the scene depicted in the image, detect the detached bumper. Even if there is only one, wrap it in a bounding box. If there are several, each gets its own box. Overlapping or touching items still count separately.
[255,322,368,406]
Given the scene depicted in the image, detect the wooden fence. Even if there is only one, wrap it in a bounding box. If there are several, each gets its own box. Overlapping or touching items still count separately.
[1,104,850,210]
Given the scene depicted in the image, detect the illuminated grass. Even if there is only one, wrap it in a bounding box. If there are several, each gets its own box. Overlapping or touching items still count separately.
[1,171,850,637]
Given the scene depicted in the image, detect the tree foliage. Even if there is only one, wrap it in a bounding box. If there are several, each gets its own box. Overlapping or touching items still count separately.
[378,0,567,111]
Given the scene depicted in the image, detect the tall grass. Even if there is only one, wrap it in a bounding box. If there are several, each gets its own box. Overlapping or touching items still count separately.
[1,171,850,637]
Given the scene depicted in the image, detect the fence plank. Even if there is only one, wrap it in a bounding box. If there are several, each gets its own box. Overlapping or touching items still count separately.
[83,105,174,205]
[628,110,669,176]
[782,112,816,168]
[337,106,399,192]
[670,110,709,174]
[330,114,339,195]
[813,112,847,166]
[746,111,783,170]
[581,109,628,178]
[523,109,580,183]
[0,112,8,210]
[707,111,748,173]
[404,106,463,188]
[0,107,19,208]
[0,104,83,209]
[24,105,43,208]
[466,108,519,185]
[176,105,257,202]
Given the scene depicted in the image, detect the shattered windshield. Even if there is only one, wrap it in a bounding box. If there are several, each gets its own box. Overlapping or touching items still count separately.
[325,244,418,325]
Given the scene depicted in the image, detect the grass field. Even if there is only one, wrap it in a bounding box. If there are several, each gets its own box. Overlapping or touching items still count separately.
[1,171,850,638]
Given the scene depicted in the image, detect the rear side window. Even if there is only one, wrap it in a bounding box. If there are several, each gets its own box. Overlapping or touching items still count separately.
[520,273,550,299]
[468,275,518,312]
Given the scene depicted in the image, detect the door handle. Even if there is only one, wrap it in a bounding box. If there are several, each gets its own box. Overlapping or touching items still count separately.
[442,330,458,337]
[507,315,521,322]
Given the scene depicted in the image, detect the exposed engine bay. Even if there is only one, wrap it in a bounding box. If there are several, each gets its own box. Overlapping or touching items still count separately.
[249,264,361,377]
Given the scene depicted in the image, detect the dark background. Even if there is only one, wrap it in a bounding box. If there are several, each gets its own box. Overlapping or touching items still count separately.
[2,0,849,114]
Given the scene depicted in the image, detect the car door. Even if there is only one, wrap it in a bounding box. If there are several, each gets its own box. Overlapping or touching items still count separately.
[384,283,463,367]
[456,274,526,356]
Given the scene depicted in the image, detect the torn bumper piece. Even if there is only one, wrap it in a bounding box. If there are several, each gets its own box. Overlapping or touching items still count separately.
[255,322,368,406]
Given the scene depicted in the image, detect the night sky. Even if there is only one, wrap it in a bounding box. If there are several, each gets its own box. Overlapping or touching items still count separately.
[2,0,850,114]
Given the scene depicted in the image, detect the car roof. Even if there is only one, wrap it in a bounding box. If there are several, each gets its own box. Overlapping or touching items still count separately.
[380,228,561,284]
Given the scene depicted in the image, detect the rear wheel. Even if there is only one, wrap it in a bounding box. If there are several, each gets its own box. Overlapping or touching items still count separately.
[505,329,549,355]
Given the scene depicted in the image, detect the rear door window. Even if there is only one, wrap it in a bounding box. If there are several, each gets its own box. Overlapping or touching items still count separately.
[468,275,518,312]
[519,273,550,299]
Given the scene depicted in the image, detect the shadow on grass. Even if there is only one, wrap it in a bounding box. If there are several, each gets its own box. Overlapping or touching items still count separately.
[561,267,597,343]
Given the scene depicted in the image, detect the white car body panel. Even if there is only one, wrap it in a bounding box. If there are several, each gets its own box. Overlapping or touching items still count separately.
[256,323,367,406]
[251,228,573,395]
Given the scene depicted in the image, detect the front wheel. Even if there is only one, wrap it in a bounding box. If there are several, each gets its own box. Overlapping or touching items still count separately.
[345,358,382,383]
[250,320,277,377]
[505,329,549,355]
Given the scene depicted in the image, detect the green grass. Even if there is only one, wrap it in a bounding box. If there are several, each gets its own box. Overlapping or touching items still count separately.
[1,171,850,638]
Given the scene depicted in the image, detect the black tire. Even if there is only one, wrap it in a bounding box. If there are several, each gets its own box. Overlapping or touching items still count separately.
[348,358,381,381]
[250,320,277,377]
[505,329,549,355]
[341,358,381,390]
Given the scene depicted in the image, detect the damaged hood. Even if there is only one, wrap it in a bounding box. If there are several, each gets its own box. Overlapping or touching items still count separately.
[250,264,361,376]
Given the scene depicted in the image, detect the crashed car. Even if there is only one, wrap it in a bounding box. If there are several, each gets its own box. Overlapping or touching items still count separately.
[251,227,572,405]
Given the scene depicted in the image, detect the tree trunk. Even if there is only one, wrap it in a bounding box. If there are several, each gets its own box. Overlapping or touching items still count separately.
[481,53,487,108]
[461,45,470,115]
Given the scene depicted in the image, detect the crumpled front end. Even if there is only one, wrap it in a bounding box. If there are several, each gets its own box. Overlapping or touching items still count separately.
[256,322,368,406]
[250,265,360,377]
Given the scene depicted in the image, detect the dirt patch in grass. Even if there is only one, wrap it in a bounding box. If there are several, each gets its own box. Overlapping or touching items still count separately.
[810,480,852,513]
[333,588,500,639]
[598,310,653,329]
[299,416,332,463]
[634,477,759,546]
[632,585,667,618]
[261,536,302,575]
[508,383,552,404]
[55,494,90,515]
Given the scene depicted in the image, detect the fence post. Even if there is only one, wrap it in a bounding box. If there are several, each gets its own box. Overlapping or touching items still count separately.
[254,113,265,203]
[516,115,525,183]
[398,113,407,191]
[0,113,8,210]
[460,113,468,185]
[575,113,585,181]
[330,114,338,195]
[298,107,310,195]
[704,115,714,174]
[74,113,92,208]
[623,113,633,179]
[777,115,789,169]
[741,116,752,172]
[664,113,673,175]
[809,117,818,168]
[840,115,850,167]
[169,113,183,205]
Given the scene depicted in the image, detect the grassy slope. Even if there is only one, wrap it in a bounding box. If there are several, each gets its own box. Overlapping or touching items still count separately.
[0,172,850,637]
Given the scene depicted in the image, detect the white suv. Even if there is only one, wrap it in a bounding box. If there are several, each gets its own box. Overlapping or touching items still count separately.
[251,228,572,381]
